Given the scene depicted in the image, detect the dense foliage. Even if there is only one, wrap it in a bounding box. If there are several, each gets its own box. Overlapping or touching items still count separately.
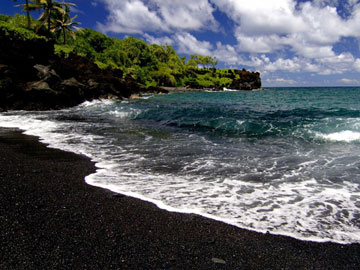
[1,12,261,89]
[0,14,47,40]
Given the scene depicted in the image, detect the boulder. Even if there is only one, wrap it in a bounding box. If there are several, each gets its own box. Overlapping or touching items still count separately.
[87,79,99,90]
[25,81,54,92]
[33,64,61,84]
[61,77,85,89]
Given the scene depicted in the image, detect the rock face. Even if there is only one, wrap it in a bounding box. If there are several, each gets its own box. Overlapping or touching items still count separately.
[0,28,145,111]
[0,27,260,111]
[230,69,262,90]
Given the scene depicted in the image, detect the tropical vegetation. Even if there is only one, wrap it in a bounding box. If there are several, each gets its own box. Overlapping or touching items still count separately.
[13,0,31,28]
[2,2,260,89]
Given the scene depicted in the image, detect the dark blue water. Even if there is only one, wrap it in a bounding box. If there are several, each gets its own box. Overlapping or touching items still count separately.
[1,87,360,243]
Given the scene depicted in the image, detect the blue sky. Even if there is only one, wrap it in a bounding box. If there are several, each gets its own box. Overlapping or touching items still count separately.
[2,0,360,87]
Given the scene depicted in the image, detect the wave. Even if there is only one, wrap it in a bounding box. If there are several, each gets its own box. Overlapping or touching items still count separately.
[316,131,360,142]
[129,100,360,142]
[2,89,360,244]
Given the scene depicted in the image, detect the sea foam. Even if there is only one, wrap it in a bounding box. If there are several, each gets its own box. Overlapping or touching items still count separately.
[1,89,360,245]
[317,130,360,142]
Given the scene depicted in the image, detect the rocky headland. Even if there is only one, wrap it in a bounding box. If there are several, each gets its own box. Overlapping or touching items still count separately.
[0,26,261,112]
[0,26,157,111]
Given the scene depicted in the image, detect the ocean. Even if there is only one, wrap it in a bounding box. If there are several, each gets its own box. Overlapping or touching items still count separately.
[1,87,360,244]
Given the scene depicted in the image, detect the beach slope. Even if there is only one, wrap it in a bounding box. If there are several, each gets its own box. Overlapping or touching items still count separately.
[0,128,359,269]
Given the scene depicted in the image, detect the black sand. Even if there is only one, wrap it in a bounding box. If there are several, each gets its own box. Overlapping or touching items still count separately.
[1,128,359,269]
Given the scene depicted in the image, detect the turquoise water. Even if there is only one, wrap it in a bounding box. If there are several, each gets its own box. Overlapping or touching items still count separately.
[1,87,360,243]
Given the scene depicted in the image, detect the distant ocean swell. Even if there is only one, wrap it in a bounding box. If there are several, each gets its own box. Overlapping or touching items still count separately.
[0,87,359,244]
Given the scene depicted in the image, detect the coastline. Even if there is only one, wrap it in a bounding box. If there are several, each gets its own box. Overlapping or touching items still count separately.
[160,86,265,94]
[1,127,359,269]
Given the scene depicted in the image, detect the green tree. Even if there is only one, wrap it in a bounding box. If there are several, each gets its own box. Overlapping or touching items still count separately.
[121,36,155,67]
[150,63,176,86]
[51,6,80,44]
[149,44,168,63]
[204,56,218,69]
[27,0,76,32]
[188,54,218,69]
[73,28,113,60]
[13,0,31,28]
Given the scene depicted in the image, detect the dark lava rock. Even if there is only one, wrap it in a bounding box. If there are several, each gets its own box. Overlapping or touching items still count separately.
[0,28,143,111]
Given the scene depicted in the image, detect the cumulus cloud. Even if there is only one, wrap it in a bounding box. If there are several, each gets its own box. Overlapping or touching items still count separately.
[144,32,213,56]
[354,59,360,72]
[235,32,286,53]
[94,0,360,78]
[212,0,360,67]
[266,78,297,85]
[213,0,306,35]
[174,33,213,55]
[96,0,218,34]
[143,34,174,46]
[155,0,218,31]
[213,42,245,66]
[96,0,166,34]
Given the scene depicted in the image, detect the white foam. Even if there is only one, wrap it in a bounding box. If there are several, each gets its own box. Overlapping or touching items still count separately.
[141,94,154,100]
[110,108,142,119]
[317,130,360,142]
[85,159,360,244]
[80,99,116,106]
[1,108,360,245]
[223,87,238,92]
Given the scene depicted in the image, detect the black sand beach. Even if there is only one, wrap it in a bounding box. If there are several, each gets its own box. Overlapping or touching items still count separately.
[1,127,359,269]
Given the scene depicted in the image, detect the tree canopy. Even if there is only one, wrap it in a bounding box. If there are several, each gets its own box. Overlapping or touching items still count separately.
[4,8,260,90]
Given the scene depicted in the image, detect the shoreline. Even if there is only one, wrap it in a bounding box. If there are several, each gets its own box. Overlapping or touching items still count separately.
[1,127,359,269]
[160,86,265,94]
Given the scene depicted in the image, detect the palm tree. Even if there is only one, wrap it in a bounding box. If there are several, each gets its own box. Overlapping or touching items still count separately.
[28,0,76,32]
[51,6,80,44]
[13,0,31,28]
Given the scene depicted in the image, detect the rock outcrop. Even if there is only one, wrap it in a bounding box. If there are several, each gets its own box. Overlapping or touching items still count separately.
[0,28,148,111]
[0,26,260,111]
[229,69,262,90]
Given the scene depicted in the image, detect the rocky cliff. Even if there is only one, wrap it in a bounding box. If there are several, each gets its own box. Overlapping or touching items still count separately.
[229,69,262,90]
[0,27,153,111]
[0,26,261,111]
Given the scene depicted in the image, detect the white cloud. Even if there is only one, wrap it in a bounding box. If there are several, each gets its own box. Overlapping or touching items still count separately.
[339,78,360,84]
[263,57,302,72]
[212,0,306,35]
[235,32,286,53]
[96,0,165,34]
[94,0,360,78]
[354,59,360,72]
[213,0,360,60]
[213,42,246,65]
[319,52,355,64]
[313,0,360,17]
[96,0,218,34]
[174,33,213,55]
[154,0,218,31]
[266,78,297,85]
[144,32,213,56]
[241,53,360,76]
[143,34,174,46]
[292,44,335,59]
[298,2,348,45]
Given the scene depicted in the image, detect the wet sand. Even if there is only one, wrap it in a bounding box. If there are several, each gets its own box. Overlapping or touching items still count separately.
[0,128,359,269]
